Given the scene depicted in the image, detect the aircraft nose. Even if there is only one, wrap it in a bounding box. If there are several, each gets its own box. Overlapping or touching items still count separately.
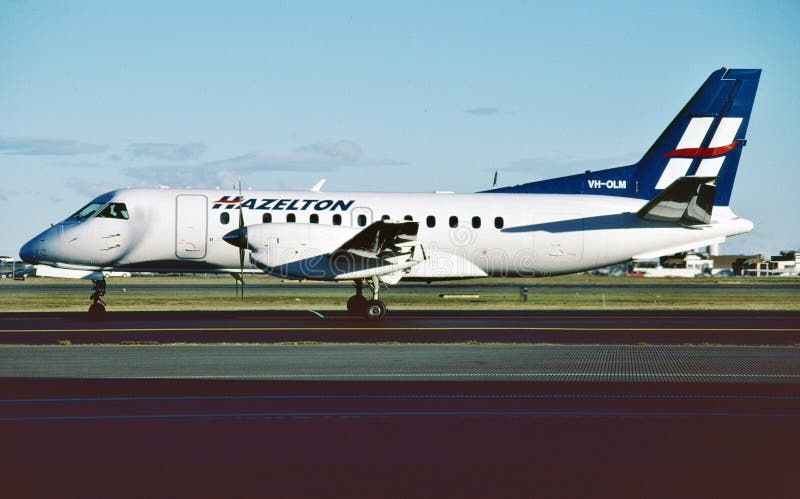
[19,238,39,264]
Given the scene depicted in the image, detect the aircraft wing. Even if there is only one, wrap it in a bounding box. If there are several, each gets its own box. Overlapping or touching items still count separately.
[332,220,420,260]
[330,220,425,283]
[637,176,716,225]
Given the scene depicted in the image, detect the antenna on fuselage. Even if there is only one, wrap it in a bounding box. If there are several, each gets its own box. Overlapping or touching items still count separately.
[310,179,326,192]
[239,179,246,300]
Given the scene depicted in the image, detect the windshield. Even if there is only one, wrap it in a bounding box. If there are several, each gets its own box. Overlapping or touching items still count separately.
[69,202,107,221]
[67,193,117,221]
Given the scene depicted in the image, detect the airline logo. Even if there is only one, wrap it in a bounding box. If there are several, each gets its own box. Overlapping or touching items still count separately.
[655,117,743,189]
[212,196,355,211]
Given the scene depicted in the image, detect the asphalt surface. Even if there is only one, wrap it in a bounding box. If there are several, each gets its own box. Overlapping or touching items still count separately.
[2,310,799,497]
[1,309,799,344]
[3,344,800,382]
[1,379,798,497]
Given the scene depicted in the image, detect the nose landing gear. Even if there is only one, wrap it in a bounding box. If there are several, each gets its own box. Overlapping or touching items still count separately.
[88,279,107,320]
[346,277,387,319]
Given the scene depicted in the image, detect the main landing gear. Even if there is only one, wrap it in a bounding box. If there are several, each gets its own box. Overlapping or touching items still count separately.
[88,279,107,321]
[347,277,387,319]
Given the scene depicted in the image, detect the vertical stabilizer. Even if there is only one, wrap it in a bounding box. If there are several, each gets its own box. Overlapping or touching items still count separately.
[485,68,761,207]
[633,68,761,206]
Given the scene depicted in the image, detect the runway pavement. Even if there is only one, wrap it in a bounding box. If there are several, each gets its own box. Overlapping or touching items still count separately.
[3,344,800,382]
[1,378,798,497]
[3,310,799,381]
[2,310,799,496]
[1,309,800,345]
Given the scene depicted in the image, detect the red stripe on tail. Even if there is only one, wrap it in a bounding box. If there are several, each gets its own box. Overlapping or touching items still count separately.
[663,140,739,158]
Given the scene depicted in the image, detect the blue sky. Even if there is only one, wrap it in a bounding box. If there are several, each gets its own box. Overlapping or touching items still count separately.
[1,0,798,258]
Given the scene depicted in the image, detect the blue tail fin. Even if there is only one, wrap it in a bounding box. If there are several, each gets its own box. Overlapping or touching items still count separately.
[485,68,761,206]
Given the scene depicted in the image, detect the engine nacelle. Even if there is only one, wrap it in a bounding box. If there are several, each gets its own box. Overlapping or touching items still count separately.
[225,223,362,278]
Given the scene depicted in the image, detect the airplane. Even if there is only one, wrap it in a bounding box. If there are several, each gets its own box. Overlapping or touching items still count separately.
[19,67,761,319]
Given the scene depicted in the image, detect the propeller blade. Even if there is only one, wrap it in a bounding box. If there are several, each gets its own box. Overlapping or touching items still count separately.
[238,179,245,300]
[239,249,245,300]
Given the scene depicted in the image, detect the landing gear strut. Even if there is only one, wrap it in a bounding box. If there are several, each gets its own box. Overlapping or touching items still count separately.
[347,277,387,319]
[88,279,106,320]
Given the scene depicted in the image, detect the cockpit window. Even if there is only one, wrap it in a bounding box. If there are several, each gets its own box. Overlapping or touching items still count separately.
[96,203,129,220]
[69,193,115,221]
[70,202,106,221]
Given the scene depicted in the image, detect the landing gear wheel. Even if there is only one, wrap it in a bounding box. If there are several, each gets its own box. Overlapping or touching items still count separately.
[88,302,106,321]
[347,295,368,315]
[364,299,386,320]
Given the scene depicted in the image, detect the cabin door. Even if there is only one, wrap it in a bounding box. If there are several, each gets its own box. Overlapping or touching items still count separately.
[175,195,208,259]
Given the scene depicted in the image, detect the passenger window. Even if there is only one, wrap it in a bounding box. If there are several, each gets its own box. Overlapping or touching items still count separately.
[449,216,458,228]
[494,216,504,229]
[426,216,436,228]
[263,213,272,223]
[96,203,129,220]
[404,215,413,221]
[381,214,391,221]
[220,212,230,225]
[310,214,319,224]
[472,216,481,229]
[358,214,367,227]
[333,214,342,226]
[287,213,296,223]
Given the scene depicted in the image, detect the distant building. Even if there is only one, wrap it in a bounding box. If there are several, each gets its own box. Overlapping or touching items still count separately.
[767,251,800,276]
[631,252,712,277]
[710,254,762,276]
[598,250,800,278]
[0,256,14,277]
[0,257,32,279]
[714,252,799,277]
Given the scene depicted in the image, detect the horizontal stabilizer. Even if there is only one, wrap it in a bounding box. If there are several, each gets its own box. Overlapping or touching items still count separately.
[637,176,716,225]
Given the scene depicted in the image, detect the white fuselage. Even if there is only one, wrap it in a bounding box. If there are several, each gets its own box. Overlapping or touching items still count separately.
[21,187,753,280]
